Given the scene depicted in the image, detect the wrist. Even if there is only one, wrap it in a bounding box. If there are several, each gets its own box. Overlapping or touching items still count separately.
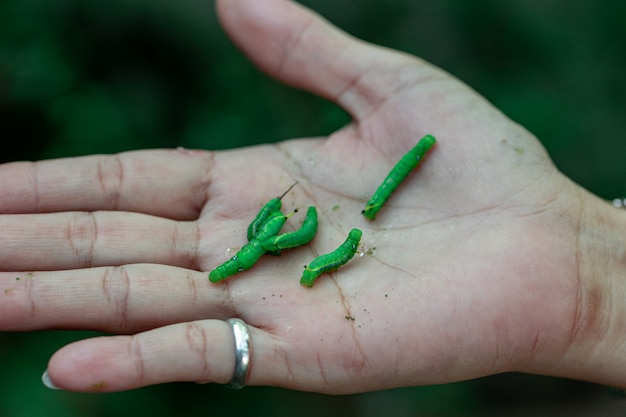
[539,190,626,387]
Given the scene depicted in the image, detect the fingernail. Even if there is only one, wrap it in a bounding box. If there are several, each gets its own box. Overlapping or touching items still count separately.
[41,369,62,390]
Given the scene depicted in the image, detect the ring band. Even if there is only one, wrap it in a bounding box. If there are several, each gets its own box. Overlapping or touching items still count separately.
[226,318,251,389]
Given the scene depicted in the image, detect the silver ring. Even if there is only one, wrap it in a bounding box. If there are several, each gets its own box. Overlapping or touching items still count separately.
[226,318,251,389]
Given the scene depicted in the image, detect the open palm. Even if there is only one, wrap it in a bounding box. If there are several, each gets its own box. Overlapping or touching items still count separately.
[0,0,585,393]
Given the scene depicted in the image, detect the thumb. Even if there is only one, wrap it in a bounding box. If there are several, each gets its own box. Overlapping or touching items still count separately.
[215,0,438,121]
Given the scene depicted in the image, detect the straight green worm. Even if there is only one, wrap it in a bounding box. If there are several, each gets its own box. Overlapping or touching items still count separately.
[247,182,297,241]
[209,211,291,283]
[300,228,363,288]
[261,206,318,253]
[362,134,436,220]
[208,239,266,282]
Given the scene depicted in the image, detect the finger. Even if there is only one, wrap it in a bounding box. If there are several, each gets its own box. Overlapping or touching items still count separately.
[0,265,222,333]
[216,0,440,121]
[0,149,212,220]
[43,315,363,393]
[0,211,200,271]
[45,319,244,391]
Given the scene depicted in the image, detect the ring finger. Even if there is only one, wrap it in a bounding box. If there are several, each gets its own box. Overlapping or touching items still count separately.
[0,265,228,332]
[43,319,274,392]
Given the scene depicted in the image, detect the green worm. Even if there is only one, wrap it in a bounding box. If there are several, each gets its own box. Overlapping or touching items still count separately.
[247,182,298,241]
[208,239,266,282]
[261,206,318,253]
[209,211,291,283]
[255,210,292,240]
[362,134,436,220]
[300,228,363,288]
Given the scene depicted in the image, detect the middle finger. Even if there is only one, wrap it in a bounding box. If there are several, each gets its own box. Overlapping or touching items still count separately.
[0,211,199,271]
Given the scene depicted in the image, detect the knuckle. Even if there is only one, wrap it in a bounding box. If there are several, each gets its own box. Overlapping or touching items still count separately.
[128,335,146,384]
[101,266,131,332]
[66,212,98,267]
[96,155,124,209]
[183,322,211,379]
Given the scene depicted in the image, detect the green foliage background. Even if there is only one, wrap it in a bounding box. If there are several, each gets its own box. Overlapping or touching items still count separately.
[1,0,626,415]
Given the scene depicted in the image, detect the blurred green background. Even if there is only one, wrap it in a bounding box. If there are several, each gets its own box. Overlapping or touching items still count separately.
[1,0,626,416]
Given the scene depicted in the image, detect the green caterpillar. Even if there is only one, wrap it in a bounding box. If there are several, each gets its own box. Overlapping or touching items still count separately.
[247,182,297,241]
[209,211,291,282]
[261,206,318,253]
[208,239,266,282]
[300,228,362,288]
[362,134,436,220]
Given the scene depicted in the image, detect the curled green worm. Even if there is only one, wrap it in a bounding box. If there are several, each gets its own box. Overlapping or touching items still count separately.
[255,210,292,240]
[247,182,298,241]
[300,228,362,288]
[362,134,436,220]
[261,206,318,253]
[209,211,292,283]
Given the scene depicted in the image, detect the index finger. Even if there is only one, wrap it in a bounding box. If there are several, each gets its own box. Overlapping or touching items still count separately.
[0,149,213,220]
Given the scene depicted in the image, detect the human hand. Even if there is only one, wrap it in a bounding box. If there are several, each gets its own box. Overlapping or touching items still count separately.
[1,0,619,393]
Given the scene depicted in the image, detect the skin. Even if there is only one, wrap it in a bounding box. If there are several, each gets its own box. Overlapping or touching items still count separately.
[0,0,625,395]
